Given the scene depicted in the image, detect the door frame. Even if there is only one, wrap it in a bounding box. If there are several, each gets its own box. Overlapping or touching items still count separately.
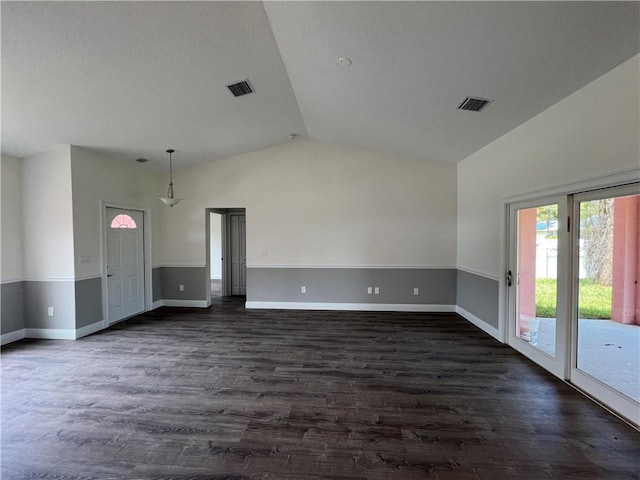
[505,195,572,380]
[205,207,246,302]
[569,183,640,425]
[501,169,640,424]
[502,169,640,343]
[101,201,152,328]
[228,212,247,296]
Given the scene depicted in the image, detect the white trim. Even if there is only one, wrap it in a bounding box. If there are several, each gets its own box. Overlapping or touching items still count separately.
[569,184,640,426]
[246,265,457,270]
[20,277,76,282]
[246,301,455,312]
[569,370,640,428]
[150,300,210,308]
[503,168,639,204]
[497,204,508,343]
[74,274,103,282]
[75,321,104,339]
[25,328,76,340]
[2,274,103,284]
[154,264,207,269]
[161,300,209,308]
[455,306,501,341]
[143,209,153,318]
[1,329,26,346]
[504,195,570,380]
[456,267,500,281]
[566,384,640,432]
[573,182,640,203]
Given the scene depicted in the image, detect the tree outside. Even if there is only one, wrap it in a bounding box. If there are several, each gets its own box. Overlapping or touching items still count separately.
[534,200,614,319]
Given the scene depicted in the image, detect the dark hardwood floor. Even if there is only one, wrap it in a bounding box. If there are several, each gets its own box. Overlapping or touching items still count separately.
[2,297,638,479]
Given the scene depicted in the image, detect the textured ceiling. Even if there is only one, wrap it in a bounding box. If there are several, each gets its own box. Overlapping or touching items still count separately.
[2,1,638,169]
[265,1,640,163]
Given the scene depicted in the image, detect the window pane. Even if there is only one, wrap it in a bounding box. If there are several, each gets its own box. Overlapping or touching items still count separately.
[516,204,558,357]
[577,194,640,402]
[110,214,137,229]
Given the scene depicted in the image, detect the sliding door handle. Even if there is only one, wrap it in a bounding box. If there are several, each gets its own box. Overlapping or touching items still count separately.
[506,270,513,287]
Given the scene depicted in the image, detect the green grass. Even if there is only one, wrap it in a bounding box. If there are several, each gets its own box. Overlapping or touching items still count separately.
[535,278,612,319]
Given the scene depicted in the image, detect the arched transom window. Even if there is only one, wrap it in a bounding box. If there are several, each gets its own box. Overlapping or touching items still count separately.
[110,214,137,229]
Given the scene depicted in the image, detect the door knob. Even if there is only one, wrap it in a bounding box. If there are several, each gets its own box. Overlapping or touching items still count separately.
[107,274,114,277]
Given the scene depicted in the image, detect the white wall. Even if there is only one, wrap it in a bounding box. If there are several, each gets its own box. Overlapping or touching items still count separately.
[161,139,457,268]
[22,147,76,280]
[458,55,640,279]
[1,154,24,282]
[70,146,164,279]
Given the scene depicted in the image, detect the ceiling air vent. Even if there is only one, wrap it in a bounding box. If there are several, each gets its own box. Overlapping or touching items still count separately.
[227,79,254,97]
[458,96,492,112]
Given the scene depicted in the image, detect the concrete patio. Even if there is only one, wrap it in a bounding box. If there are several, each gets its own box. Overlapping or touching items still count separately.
[533,318,639,402]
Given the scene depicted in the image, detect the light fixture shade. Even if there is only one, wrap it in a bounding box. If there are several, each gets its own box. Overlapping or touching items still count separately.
[159,196,183,206]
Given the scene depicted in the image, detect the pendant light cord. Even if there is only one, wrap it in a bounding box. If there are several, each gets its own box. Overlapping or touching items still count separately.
[159,148,182,206]
[167,149,175,198]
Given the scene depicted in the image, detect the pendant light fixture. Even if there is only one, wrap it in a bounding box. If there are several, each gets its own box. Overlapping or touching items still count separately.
[159,148,183,207]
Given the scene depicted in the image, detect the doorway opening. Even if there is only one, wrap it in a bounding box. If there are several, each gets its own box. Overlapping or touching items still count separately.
[210,212,223,298]
[206,208,246,302]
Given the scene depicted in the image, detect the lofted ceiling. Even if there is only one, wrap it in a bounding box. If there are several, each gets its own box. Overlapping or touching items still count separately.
[2,1,638,170]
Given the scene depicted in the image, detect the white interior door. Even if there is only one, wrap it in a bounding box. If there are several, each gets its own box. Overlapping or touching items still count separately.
[106,208,145,324]
[507,197,570,379]
[230,214,247,296]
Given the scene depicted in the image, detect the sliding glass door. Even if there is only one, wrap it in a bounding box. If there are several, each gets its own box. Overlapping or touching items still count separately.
[571,185,639,424]
[507,196,569,379]
[507,184,640,425]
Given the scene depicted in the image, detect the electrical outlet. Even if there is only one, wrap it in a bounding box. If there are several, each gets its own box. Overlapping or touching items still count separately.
[413,287,419,295]
[301,286,306,293]
[47,307,54,317]
[374,287,380,295]
[179,284,185,292]
[367,287,373,294]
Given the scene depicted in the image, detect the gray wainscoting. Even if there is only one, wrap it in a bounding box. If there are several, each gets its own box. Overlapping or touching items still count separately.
[456,270,499,328]
[247,268,456,305]
[2,268,500,344]
[75,277,103,329]
[152,267,162,302]
[160,267,207,301]
[1,281,25,335]
[24,281,76,330]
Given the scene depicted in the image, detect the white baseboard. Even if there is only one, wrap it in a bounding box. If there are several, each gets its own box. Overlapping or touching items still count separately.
[152,300,164,310]
[456,306,500,340]
[2,325,102,344]
[159,299,209,308]
[3,305,499,345]
[75,321,104,339]
[25,328,76,340]
[245,301,455,312]
[1,329,26,346]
